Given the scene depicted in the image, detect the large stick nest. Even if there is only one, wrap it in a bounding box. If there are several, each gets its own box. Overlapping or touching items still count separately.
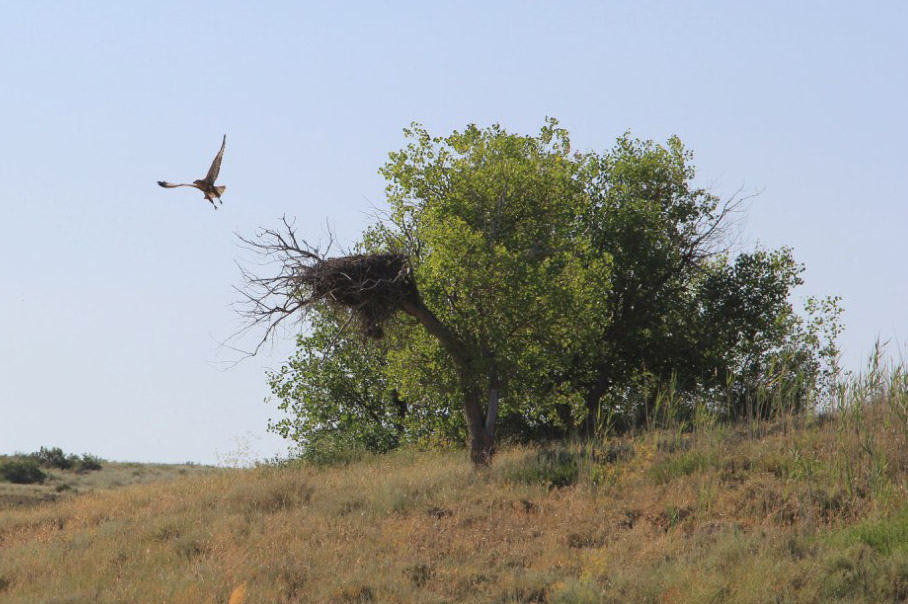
[237,219,420,351]
[302,253,416,339]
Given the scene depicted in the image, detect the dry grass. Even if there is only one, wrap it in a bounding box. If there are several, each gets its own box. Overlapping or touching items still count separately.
[0,461,215,511]
[4,365,908,602]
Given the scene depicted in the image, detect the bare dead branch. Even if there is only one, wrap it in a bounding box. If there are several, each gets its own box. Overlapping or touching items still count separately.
[230,216,332,356]
[232,215,418,357]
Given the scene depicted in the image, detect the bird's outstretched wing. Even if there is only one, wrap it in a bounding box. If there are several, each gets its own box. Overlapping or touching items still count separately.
[204,135,227,184]
[157,181,194,188]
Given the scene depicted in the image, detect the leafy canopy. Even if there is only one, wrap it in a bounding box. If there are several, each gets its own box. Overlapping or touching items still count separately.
[266,120,839,456]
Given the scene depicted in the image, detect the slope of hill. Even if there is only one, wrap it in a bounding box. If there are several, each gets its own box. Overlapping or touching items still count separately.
[0,459,215,510]
[3,393,908,604]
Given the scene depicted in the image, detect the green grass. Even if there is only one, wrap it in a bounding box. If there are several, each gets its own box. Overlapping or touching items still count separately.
[830,506,908,556]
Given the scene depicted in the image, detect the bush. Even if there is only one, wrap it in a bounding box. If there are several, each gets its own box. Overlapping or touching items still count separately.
[299,432,371,467]
[75,454,103,472]
[31,446,74,470]
[503,448,579,488]
[29,447,103,472]
[649,450,708,484]
[0,459,47,484]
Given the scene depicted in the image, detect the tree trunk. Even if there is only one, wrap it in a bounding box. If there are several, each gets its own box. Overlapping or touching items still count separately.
[464,385,495,465]
[485,387,499,437]
[398,297,497,466]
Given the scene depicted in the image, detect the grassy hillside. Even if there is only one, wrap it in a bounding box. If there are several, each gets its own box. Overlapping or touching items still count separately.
[0,458,215,511]
[3,372,908,603]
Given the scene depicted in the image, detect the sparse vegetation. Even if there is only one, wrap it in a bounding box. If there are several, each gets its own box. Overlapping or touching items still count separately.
[0,447,104,489]
[500,447,579,488]
[3,355,908,602]
[27,446,104,473]
[0,459,45,485]
[0,457,214,511]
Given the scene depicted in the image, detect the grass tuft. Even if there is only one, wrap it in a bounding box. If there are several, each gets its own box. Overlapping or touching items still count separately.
[499,447,579,488]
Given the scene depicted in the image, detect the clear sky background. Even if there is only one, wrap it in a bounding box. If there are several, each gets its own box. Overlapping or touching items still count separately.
[1,1,906,465]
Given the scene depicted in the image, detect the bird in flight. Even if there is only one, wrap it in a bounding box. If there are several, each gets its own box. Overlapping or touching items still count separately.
[158,135,227,210]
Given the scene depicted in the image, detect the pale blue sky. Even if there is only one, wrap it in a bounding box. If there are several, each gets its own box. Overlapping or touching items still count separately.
[1,1,906,464]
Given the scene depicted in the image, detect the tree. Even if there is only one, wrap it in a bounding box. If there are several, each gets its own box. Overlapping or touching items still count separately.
[696,248,815,419]
[244,120,607,465]
[374,119,609,463]
[245,120,832,466]
[568,133,735,430]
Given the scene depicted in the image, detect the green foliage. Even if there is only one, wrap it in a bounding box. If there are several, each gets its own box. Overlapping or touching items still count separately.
[697,248,819,419]
[31,446,74,469]
[0,458,46,484]
[29,446,103,472]
[77,454,103,472]
[574,134,830,427]
[267,305,420,456]
[268,119,839,458]
[378,119,609,431]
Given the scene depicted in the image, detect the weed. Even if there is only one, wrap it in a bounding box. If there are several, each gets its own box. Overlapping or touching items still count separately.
[173,534,210,559]
[650,450,707,484]
[223,474,313,515]
[406,563,434,587]
[566,531,604,549]
[653,505,692,532]
[335,585,375,603]
[298,432,371,467]
[549,578,603,604]
[831,507,908,556]
[254,559,307,600]
[427,506,453,519]
[502,448,578,488]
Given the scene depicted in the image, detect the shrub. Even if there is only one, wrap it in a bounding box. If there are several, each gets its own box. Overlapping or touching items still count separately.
[75,454,103,472]
[649,450,708,484]
[299,432,370,467]
[29,447,103,472]
[31,446,74,470]
[0,458,47,484]
[503,448,579,488]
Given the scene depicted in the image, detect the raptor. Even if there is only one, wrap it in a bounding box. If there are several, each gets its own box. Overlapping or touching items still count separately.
[158,135,227,209]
